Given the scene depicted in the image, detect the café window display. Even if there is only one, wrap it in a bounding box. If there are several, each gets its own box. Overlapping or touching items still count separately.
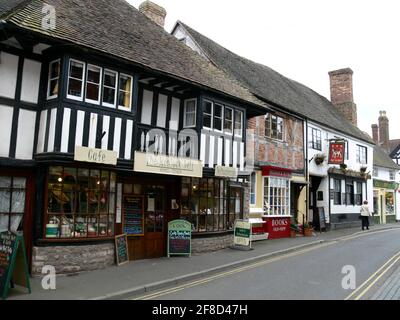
[180,178,242,232]
[46,167,116,239]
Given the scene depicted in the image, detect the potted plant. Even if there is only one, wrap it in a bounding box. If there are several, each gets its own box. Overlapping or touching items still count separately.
[314,153,326,165]
[303,223,314,237]
[360,165,367,173]
[340,163,348,172]
[290,223,299,238]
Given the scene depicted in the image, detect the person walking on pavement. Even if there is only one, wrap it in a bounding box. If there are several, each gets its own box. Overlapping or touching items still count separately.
[360,200,372,230]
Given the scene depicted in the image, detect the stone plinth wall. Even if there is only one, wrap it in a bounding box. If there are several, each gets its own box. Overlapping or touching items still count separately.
[191,234,233,254]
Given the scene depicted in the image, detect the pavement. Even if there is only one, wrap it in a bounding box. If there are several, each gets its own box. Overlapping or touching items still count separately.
[7,222,400,300]
[371,265,400,300]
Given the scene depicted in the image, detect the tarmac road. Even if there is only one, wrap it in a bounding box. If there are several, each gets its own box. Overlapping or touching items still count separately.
[132,228,400,300]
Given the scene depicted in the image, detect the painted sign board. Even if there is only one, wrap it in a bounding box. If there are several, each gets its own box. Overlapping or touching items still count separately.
[134,151,203,178]
[234,220,251,247]
[74,146,118,165]
[328,142,345,165]
[262,217,291,239]
[168,220,192,257]
[115,234,129,266]
[0,231,31,300]
[215,166,238,178]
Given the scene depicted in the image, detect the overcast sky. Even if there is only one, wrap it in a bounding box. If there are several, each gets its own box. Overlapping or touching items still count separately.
[128,0,400,139]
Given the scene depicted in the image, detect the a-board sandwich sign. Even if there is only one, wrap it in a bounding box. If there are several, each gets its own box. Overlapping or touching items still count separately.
[168,220,192,258]
[115,234,129,266]
[0,231,31,299]
[234,220,251,248]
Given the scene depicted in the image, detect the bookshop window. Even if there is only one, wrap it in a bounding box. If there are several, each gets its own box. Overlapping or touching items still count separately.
[180,177,240,232]
[46,167,116,239]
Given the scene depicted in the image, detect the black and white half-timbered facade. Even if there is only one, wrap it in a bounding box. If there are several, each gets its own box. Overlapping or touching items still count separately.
[0,0,267,274]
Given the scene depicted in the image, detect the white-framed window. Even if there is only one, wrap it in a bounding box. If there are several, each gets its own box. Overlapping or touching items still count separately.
[234,110,243,137]
[224,107,233,134]
[67,59,85,101]
[265,113,284,140]
[250,172,256,205]
[263,177,290,216]
[47,59,60,99]
[102,69,118,108]
[85,64,102,104]
[213,103,223,132]
[203,100,213,129]
[309,128,322,150]
[389,171,396,181]
[356,145,368,164]
[118,73,133,111]
[184,99,197,128]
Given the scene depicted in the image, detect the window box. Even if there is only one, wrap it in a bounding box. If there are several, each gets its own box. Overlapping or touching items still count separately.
[314,153,326,165]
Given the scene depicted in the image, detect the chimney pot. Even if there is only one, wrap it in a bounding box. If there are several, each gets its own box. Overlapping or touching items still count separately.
[139,1,167,28]
[378,110,390,153]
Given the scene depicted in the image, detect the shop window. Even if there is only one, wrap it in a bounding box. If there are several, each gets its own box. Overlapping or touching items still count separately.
[385,192,394,214]
[67,59,85,101]
[333,179,341,205]
[355,182,363,205]
[265,113,284,140]
[46,167,116,239]
[180,177,239,232]
[184,99,197,128]
[85,64,102,104]
[118,73,133,111]
[345,182,354,205]
[47,59,60,99]
[263,177,290,216]
[0,176,26,232]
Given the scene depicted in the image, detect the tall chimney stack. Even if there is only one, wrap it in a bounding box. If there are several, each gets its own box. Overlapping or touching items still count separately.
[371,124,379,144]
[378,111,390,153]
[328,68,358,126]
[139,1,166,28]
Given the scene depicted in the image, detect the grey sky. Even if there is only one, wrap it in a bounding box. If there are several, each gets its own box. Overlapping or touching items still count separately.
[128,0,400,140]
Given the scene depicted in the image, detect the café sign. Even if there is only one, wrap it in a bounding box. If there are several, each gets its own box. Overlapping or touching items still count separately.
[74,146,118,165]
[134,151,203,178]
[215,165,238,178]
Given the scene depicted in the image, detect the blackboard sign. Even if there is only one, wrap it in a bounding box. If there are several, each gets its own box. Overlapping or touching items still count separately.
[0,231,31,299]
[318,207,327,231]
[123,196,144,236]
[115,234,129,266]
[168,220,191,257]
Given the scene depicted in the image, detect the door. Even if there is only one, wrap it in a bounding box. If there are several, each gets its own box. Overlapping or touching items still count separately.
[144,185,166,258]
[0,171,34,270]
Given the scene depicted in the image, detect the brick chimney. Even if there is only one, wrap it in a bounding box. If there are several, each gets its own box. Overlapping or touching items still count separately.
[371,124,379,144]
[328,68,358,126]
[139,1,166,28]
[378,111,390,153]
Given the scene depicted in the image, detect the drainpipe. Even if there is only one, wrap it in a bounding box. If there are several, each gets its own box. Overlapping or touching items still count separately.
[305,119,309,224]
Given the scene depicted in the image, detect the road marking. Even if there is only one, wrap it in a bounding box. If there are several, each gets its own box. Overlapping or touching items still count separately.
[131,228,400,300]
[345,250,400,300]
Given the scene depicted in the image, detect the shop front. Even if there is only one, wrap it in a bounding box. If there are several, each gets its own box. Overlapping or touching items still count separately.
[261,166,292,239]
[373,180,398,224]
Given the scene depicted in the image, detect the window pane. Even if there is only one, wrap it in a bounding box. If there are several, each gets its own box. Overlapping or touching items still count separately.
[87,66,101,83]
[11,190,25,213]
[68,78,83,97]
[0,190,10,213]
[13,177,26,188]
[70,61,84,79]
[0,214,9,232]
[49,79,59,96]
[10,214,23,232]
[86,83,100,101]
[204,101,212,114]
[118,90,131,108]
[50,61,60,79]
[0,177,11,188]
[104,71,116,87]
[75,215,87,238]
[103,87,116,106]
[203,114,212,129]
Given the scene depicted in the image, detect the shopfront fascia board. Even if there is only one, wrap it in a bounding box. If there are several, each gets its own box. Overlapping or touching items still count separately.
[74,146,118,165]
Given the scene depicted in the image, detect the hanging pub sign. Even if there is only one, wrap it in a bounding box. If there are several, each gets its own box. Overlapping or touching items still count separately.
[0,231,31,300]
[328,141,345,164]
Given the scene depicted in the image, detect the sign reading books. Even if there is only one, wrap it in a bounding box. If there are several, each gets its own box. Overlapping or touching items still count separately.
[168,220,192,257]
[0,231,31,300]
[123,196,144,236]
[234,220,251,248]
[328,142,345,164]
[115,234,129,266]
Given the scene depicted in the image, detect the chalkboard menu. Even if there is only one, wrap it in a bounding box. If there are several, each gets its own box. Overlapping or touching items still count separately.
[168,220,191,257]
[318,207,327,231]
[0,231,30,299]
[123,196,144,236]
[115,234,129,266]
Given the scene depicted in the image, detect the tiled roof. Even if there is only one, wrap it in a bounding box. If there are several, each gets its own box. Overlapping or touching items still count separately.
[1,0,267,110]
[177,22,374,144]
[374,145,400,170]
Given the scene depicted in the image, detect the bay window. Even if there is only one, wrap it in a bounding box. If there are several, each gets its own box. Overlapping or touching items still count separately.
[102,70,118,107]
[67,59,85,100]
[46,166,116,239]
[263,177,290,216]
[47,59,60,99]
[85,64,102,104]
[118,73,132,111]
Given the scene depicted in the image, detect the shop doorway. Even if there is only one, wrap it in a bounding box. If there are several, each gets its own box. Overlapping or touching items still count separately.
[0,171,34,270]
[309,176,322,229]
